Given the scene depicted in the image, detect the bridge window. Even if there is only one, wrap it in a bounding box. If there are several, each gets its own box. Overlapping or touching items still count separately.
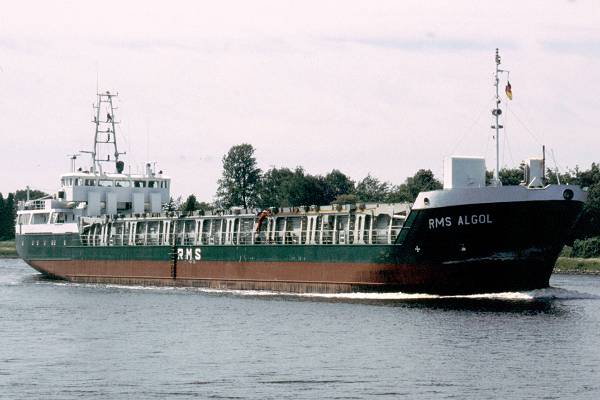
[32,213,49,224]
[115,180,131,188]
[99,180,113,187]
[134,181,146,188]
[85,179,96,186]
[51,213,66,224]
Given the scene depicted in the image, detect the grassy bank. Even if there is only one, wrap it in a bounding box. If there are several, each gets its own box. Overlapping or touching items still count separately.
[554,257,600,275]
[0,241,17,258]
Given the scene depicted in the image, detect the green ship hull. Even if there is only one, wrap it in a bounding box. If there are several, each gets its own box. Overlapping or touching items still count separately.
[16,197,586,294]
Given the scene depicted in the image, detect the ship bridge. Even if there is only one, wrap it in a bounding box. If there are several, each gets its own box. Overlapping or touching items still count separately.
[56,90,171,216]
[58,169,170,216]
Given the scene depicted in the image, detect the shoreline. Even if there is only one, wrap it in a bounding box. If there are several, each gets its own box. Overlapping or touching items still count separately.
[0,241,17,258]
[554,257,600,275]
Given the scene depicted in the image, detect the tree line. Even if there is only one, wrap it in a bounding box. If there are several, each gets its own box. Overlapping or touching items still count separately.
[180,144,600,245]
[0,190,46,241]
[3,144,600,247]
[0,193,16,241]
[211,143,443,211]
[208,144,542,211]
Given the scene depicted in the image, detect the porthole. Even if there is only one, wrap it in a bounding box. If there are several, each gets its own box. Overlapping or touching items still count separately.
[563,189,574,201]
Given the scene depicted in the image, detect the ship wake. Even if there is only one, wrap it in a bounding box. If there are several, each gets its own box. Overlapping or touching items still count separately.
[32,279,600,303]
[292,287,600,301]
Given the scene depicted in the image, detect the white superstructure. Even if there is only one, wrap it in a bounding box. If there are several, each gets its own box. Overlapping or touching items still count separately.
[58,170,170,216]
[17,91,171,235]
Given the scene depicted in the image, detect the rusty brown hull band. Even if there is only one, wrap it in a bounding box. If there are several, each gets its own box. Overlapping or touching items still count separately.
[27,259,554,294]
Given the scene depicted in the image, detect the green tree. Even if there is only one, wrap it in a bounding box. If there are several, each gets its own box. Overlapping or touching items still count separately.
[571,237,600,258]
[0,193,5,240]
[323,169,354,204]
[332,193,359,205]
[257,167,295,208]
[499,167,524,186]
[404,169,442,201]
[197,201,215,213]
[486,168,525,186]
[181,194,201,213]
[281,168,325,207]
[355,174,389,202]
[216,144,261,209]
[386,185,412,203]
[14,189,48,202]
[545,168,575,185]
[0,193,16,240]
[574,163,600,187]
[386,169,442,203]
[257,167,330,208]
[163,197,178,212]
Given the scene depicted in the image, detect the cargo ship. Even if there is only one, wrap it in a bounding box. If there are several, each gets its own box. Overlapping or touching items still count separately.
[15,50,586,294]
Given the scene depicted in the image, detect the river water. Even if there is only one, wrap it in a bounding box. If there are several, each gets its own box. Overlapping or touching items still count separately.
[1,258,599,399]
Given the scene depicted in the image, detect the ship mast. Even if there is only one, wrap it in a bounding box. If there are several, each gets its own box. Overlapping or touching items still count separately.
[491,48,509,187]
[82,91,126,175]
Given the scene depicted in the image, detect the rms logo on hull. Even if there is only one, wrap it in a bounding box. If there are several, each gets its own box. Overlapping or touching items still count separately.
[428,214,493,229]
[177,247,202,262]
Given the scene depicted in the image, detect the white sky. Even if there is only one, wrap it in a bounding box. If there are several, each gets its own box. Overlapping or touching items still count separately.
[1,0,599,200]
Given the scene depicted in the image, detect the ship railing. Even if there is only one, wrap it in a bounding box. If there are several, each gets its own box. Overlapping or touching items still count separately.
[83,233,102,246]
[81,227,400,247]
[20,200,47,211]
[18,198,54,211]
[109,235,125,246]
[181,233,197,246]
[171,229,400,246]
[81,233,168,246]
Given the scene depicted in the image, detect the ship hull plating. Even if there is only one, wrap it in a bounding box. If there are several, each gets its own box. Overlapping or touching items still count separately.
[17,199,583,295]
[25,258,554,295]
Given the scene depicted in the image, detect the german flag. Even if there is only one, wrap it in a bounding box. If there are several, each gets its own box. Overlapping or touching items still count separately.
[505,81,513,100]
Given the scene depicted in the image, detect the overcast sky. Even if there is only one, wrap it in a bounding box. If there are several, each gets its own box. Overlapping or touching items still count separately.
[1,0,599,200]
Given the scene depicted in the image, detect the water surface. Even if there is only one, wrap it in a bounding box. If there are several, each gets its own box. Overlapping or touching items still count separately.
[1,259,599,399]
